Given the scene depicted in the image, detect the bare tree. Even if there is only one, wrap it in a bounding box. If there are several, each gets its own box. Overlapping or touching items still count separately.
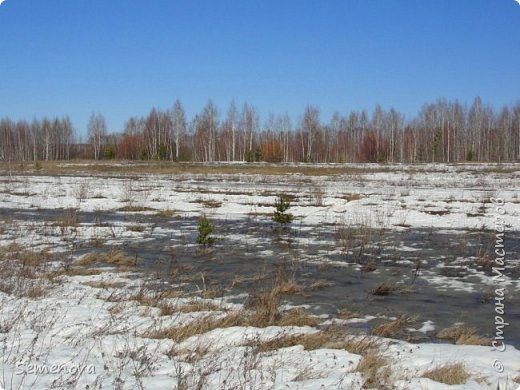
[87,113,107,160]
[170,99,186,161]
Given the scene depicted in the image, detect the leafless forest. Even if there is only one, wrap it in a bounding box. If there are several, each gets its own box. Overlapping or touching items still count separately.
[1,96,520,163]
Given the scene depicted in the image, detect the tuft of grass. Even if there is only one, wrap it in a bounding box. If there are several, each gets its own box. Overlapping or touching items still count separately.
[250,289,281,327]
[273,281,302,295]
[361,262,377,272]
[436,326,491,346]
[336,308,361,320]
[178,301,221,313]
[343,336,381,356]
[127,224,145,232]
[78,250,136,267]
[372,283,397,296]
[422,362,470,385]
[277,308,320,327]
[117,205,154,212]
[309,280,333,289]
[146,312,245,342]
[308,185,325,206]
[0,245,52,267]
[251,326,353,353]
[356,348,392,389]
[372,315,416,339]
[58,267,103,276]
[190,199,222,208]
[51,211,80,228]
[251,332,329,353]
[82,280,127,289]
[156,209,177,217]
[158,300,221,316]
[340,193,363,202]
[168,343,212,363]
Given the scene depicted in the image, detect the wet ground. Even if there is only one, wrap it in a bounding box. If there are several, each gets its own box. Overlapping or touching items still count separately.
[3,206,519,347]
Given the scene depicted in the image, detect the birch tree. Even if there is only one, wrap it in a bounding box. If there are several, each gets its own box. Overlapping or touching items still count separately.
[87,113,107,160]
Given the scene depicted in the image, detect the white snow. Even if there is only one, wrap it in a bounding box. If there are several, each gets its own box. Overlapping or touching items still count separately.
[0,163,519,389]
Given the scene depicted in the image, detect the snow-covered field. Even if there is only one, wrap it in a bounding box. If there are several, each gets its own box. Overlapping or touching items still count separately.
[0,162,519,389]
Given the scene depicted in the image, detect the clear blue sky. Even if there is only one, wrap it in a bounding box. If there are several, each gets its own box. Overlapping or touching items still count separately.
[1,0,519,137]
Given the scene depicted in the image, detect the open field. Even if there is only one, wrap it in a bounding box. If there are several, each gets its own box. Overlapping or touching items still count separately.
[0,161,519,389]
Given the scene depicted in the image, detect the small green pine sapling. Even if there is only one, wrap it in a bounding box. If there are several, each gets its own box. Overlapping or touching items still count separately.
[197,214,215,248]
[272,193,294,224]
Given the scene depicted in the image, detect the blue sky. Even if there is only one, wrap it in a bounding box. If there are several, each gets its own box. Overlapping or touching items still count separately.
[0,0,519,136]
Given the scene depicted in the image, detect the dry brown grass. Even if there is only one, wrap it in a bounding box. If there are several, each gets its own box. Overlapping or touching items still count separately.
[178,301,221,313]
[340,193,364,202]
[250,325,352,353]
[336,309,361,320]
[372,315,416,339]
[126,225,145,232]
[0,244,52,267]
[272,281,302,295]
[201,288,224,299]
[361,262,377,272]
[156,209,178,217]
[249,289,281,327]
[309,280,333,289]
[250,332,329,353]
[158,300,221,316]
[372,283,398,296]
[0,160,393,177]
[191,199,222,208]
[117,205,154,212]
[146,312,246,342]
[168,343,212,363]
[58,267,103,276]
[157,302,176,316]
[146,280,320,343]
[343,336,381,355]
[356,348,392,389]
[0,242,64,298]
[436,326,491,346]
[82,280,127,289]
[51,211,80,228]
[129,285,182,308]
[309,185,325,206]
[77,249,136,267]
[422,362,470,385]
[277,308,320,327]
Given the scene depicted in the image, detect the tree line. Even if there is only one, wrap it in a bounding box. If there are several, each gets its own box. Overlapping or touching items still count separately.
[1,96,519,163]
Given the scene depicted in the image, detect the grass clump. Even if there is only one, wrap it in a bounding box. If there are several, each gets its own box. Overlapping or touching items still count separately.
[78,249,136,267]
[356,349,392,389]
[436,325,490,346]
[250,326,359,353]
[250,332,330,353]
[422,362,470,385]
[158,300,221,316]
[51,210,80,228]
[147,312,246,342]
[372,315,416,339]
[117,205,154,212]
[277,308,320,327]
[341,193,363,202]
[372,283,397,296]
